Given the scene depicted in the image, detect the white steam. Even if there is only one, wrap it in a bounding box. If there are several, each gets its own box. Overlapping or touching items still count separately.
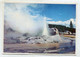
[4,3,44,35]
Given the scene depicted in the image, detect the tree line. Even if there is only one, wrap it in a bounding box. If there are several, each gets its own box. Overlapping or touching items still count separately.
[48,21,75,34]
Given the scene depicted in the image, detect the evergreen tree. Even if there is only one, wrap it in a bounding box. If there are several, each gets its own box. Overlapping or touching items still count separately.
[70,21,73,28]
[70,21,74,34]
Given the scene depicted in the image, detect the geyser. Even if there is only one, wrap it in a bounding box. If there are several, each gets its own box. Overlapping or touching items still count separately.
[42,17,50,36]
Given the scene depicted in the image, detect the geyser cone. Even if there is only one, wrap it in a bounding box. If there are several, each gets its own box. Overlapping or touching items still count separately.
[42,17,50,36]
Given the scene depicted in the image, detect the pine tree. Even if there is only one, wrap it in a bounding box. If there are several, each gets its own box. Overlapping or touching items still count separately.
[70,21,73,34]
[70,21,73,28]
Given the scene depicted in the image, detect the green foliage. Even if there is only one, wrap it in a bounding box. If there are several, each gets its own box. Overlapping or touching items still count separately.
[69,21,75,34]
[48,24,76,33]
[70,21,73,28]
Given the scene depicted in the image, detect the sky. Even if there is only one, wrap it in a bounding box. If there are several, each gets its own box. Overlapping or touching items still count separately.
[4,3,76,34]
[28,4,76,27]
[29,4,76,21]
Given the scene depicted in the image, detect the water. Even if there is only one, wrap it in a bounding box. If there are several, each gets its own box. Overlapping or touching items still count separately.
[42,17,50,36]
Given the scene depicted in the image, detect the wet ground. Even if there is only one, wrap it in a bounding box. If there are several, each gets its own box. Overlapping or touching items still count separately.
[4,36,75,54]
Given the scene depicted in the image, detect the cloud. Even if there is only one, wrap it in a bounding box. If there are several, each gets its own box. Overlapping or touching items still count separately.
[46,17,53,21]
[48,18,76,28]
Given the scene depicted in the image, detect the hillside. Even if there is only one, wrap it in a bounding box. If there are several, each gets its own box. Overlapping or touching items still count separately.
[48,24,76,33]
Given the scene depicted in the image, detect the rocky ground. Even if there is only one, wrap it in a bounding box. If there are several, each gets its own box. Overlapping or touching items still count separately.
[4,36,75,54]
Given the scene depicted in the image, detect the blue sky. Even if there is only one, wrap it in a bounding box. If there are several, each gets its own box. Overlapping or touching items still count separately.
[28,4,76,21]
